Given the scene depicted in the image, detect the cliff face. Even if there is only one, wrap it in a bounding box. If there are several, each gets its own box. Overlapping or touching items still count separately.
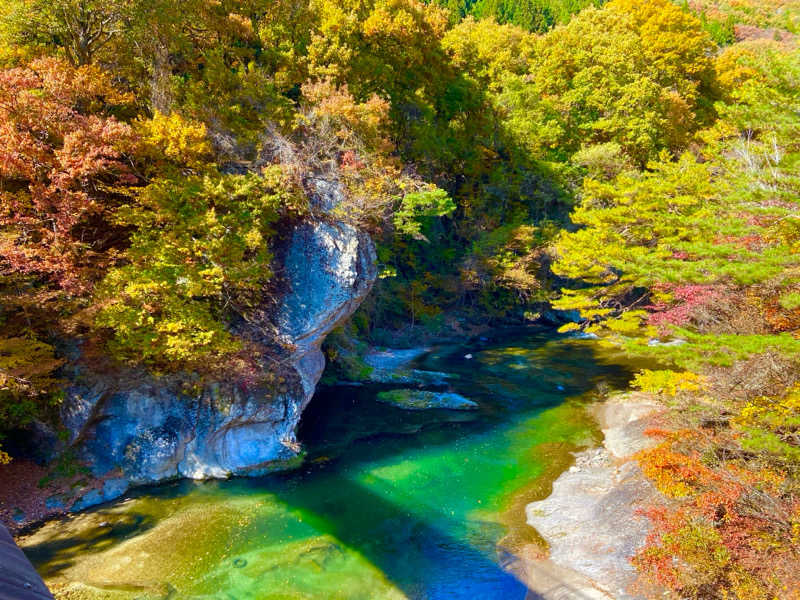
[60,212,376,510]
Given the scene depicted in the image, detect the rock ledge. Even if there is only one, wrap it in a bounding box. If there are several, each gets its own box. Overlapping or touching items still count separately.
[517,393,663,600]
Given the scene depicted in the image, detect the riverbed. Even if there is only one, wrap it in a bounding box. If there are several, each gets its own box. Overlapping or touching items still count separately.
[19,328,640,599]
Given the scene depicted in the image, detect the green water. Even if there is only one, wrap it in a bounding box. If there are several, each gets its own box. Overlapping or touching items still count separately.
[21,328,638,599]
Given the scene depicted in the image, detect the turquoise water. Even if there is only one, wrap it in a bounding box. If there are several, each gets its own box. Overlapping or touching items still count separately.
[21,328,637,599]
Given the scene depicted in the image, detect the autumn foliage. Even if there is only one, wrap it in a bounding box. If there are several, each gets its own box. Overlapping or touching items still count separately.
[550,12,800,596]
[0,58,138,293]
[0,0,461,458]
[0,2,799,593]
[634,421,800,599]
[0,59,141,450]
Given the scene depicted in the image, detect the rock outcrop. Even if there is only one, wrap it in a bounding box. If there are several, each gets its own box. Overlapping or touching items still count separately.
[517,393,663,600]
[276,221,376,398]
[60,215,376,509]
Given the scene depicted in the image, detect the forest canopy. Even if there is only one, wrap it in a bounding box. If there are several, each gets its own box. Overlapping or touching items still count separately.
[1,0,800,595]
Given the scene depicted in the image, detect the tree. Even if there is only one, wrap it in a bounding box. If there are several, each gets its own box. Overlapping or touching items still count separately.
[95,167,307,369]
[0,58,140,454]
[0,57,138,294]
[0,0,131,66]
[501,0,716,165]
[442,16,535,93]
[471,0,556,32]
[546,34,800,598]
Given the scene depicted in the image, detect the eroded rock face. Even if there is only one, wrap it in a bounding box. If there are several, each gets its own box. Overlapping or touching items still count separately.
[61,217,376,507]
[277,221,377,399]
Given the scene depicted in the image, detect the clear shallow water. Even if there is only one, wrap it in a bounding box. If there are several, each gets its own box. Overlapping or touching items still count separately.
[21,328,639,599]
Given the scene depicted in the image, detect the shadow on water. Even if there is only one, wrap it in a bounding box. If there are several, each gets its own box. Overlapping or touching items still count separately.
[247,328,642,599]
[267,475,528,600]
[21,512,157,578]
[22,328,644,599]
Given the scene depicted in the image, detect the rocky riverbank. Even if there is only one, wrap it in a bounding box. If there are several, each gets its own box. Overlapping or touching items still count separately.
[1,207,378,530]
[516,392,665,600]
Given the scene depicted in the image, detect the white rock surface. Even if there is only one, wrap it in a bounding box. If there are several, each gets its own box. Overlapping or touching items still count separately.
[519,394,663,600]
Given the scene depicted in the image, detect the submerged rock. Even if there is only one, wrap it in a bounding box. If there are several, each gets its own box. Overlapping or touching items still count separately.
[333,343,453,386]
[60,214,377,506]
[366,368,452,386]
[375,390,478,411]
[363,345,452,386]
[363,347,430,370]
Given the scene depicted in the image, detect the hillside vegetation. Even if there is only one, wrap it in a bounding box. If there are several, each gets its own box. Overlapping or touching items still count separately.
[1,0,799,597]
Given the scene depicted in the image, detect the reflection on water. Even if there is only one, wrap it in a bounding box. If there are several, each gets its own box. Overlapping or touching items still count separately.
[21,328,638,599]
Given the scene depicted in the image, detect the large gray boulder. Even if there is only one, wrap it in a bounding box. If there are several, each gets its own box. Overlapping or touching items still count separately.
[61,217,376,507]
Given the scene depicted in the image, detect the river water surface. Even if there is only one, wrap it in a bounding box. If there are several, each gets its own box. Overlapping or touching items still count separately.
[21,328,639,599]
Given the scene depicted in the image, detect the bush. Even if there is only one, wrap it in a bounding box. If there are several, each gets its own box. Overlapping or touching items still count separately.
[95,167,307,369]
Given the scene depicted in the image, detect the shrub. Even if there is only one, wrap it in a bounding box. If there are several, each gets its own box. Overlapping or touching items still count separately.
[95,167,307,370]
[632,370,705,397]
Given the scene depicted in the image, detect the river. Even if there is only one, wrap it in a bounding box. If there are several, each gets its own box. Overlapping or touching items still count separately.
[20,327,639,599]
